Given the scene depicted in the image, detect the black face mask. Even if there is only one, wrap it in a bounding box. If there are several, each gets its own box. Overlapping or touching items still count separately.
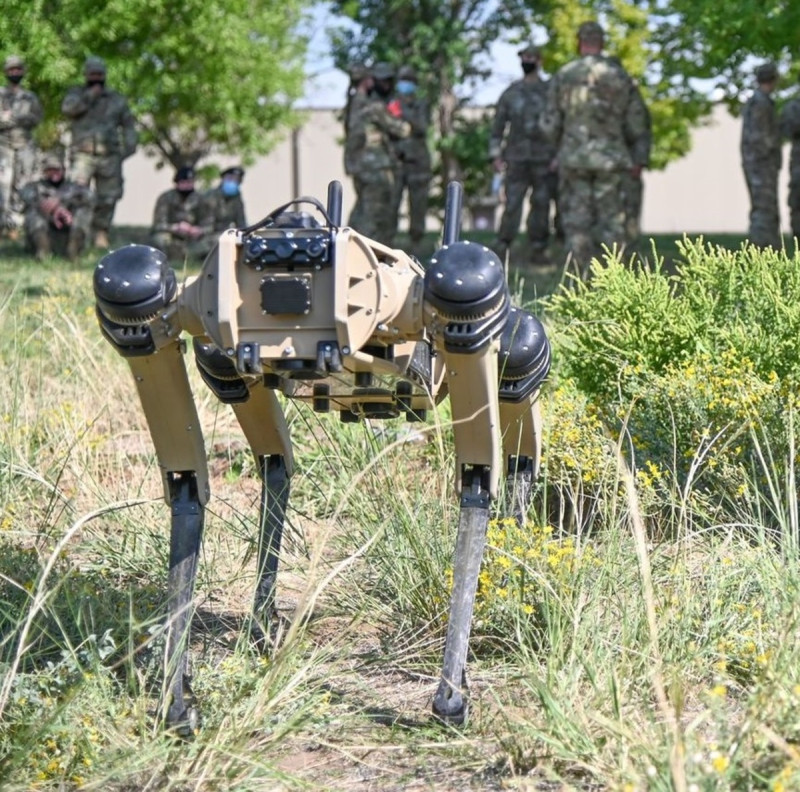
[6,74,23,85]
[371,80,393,98]
[521,62,538,74]
[176,187,194,197]
[86,79,105,88]
[46,176,64,187]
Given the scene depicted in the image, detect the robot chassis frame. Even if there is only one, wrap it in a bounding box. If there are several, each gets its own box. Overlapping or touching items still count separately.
[93,181,551,732]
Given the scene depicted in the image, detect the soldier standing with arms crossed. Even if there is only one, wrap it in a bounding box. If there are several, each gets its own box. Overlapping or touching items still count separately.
[61,56,138,249]
[741,62,781,250]
[0,55,43,238]
[390,65,432,254]
[540,22,649,278]
[489,45,557,265]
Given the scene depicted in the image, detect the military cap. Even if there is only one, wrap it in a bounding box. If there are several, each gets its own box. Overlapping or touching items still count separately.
[83,55,107,74]
[517,45,540,59]
[577,21,604,40]
[174,165,195,182]
[41,152,64,170]
[221,165,245,180]
[3,55,24,71]
[371,62,396,80]
[755,62,778,84]
[397,65,417,81]
[348,62,369,81]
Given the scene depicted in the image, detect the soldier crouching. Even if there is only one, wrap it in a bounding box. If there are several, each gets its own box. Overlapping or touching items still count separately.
[20,153,93,261]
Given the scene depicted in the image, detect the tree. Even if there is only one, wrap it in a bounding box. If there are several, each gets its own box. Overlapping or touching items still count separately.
[0,0,311,167]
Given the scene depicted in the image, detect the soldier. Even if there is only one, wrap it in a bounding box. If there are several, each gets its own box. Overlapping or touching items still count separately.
[740,62,781,249]
[541,22,649,277]
[61,56,138,249]
[621,74,652,247]
[780,73,800,242]
[347,62,410,244]
[151,165,210,262]
[20,152,93,261]
[390,65,432,251]
[0,55,43,238]
[198,165,246,256]
[489,45,558,264]
[343,63,373,231]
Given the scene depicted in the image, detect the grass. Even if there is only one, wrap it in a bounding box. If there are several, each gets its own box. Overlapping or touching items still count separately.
[2,230,800,790]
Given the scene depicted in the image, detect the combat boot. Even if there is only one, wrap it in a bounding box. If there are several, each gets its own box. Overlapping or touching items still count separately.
[94,229,110,249]
[67,230,85,262]
[31,230,51,261]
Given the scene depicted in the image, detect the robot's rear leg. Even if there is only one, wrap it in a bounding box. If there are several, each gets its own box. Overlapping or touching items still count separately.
[251,453,290,649]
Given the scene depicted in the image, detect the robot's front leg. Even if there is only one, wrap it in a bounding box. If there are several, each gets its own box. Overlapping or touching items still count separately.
[424,242,552,724]
[95,246,209,734]
[424,241,509,724]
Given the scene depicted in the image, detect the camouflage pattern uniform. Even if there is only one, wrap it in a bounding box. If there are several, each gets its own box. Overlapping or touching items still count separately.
[780,94,800,241]
[344,88,372,231]
[61,56,138,245]
[0,56,43,233]
[20,155,93,261]
[541,24,649,275]
[489,48,557,259]
[151,186,210,262]
[347,71,410,244]
[391,68,432,246]
[621,78,652,246]
[198,169,246,256]
[741,63,781,249]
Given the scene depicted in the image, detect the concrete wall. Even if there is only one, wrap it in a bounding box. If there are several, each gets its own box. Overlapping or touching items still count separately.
[114,104,788,235]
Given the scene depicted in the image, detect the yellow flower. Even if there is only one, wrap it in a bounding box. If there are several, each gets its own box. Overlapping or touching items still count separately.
[711,755,730,773]
[709,684,727,698]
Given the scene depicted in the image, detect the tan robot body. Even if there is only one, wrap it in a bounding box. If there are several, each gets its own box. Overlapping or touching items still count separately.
[94,182,551,732]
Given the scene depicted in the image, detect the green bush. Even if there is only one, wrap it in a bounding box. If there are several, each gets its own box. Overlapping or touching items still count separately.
[546,241,800,525]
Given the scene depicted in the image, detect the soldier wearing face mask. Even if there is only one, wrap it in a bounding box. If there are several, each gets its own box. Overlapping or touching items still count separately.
[489,45,558,265]
[20,152,93,261]
[390,65,432,252]
[198,165,246,256]
[346,62,410,244]
[150,165,210,262]
[61,56,138,249]
[0,55,43,238]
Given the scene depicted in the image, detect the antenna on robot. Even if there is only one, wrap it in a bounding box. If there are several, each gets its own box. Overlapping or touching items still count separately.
[442,181,463,246]
[326,181,343,227]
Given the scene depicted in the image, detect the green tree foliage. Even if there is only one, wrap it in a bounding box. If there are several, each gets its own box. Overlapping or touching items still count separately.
[0,0,310,167]
[648,0,800,107]
[498,0,713,169]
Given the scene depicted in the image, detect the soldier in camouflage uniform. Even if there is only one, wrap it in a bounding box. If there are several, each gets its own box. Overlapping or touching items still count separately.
[347,62,410,244]
[741,62,781,250]
[620,74,652,247]
[780,74,800,242]
[0,55,43,236]
[61,56,138,249]
[151,165,210,262]
[540,22,650,278]
[198,165,246,257]
[20,152,93,261]
[390,65,432,249]
[489,45,558,264]
[343,63,373,231]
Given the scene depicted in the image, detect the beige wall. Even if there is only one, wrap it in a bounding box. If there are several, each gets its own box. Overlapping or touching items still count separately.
[114,104,787,235]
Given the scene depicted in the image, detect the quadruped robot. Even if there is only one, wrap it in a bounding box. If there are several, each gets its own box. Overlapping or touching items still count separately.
[93,181,551,731]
